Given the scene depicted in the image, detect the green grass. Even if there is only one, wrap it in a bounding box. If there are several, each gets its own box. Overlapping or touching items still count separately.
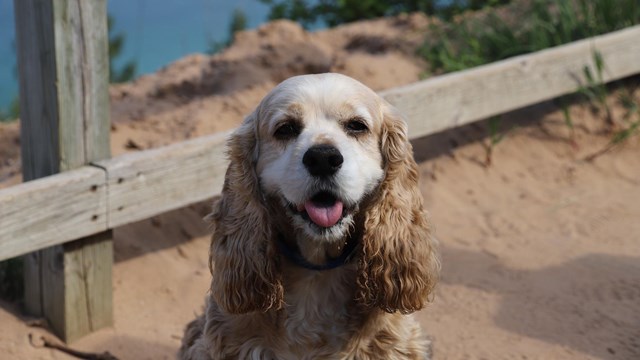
[562,51,640,160]
[419,0,640,75]
[586,84,640,160]
[577,50,615,127]
[260,0,511,28]
[555,96,578,148]
[584,117,640,161]
[483,116,507,166]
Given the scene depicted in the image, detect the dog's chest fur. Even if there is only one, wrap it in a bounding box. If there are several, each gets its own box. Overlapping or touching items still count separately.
[277,265,359,359]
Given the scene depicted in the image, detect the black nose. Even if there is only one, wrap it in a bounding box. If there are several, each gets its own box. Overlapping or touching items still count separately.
[303,145,343,177]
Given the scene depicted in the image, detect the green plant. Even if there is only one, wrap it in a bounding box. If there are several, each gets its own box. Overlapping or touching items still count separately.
[581,63,640,161]
[108,15,137,83]
[561,52,640,159]
[619,86,639,123]
[578,50,614,128]
[260,0,317,27]
[584,118,640,161]
[419,0,640,75]
[259,0,510,28]
[556,96,578,149]
[207,8,248,54]
[483,115,506,166]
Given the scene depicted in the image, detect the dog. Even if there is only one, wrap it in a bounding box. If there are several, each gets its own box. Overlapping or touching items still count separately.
[179,73,439,360]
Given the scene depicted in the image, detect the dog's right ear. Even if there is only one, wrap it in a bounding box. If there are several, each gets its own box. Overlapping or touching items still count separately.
[208,111,284,314]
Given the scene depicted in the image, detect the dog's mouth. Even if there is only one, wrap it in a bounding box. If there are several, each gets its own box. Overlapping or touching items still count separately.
[290,191,348,228]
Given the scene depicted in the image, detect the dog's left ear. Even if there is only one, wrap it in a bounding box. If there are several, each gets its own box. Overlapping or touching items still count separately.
[357,103,440,314]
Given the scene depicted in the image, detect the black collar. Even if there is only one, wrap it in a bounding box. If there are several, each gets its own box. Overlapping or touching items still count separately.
[276,235,358,271]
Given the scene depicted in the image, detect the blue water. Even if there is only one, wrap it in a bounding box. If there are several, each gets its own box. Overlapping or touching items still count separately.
[0,0,15,110]
[0,0,273,109]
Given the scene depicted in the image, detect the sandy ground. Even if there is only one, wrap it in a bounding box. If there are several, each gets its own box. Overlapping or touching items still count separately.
[1,14,640,360]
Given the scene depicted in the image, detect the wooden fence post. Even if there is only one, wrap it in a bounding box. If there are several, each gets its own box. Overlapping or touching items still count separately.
[14,0,113,342]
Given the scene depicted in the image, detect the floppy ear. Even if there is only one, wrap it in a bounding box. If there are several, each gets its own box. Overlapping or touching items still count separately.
[208,112,284,314]
[357,104,440,314]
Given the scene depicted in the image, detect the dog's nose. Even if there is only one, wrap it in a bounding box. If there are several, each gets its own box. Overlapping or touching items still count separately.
[303,145,343,177]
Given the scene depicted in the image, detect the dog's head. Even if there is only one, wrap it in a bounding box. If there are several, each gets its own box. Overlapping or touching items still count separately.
[209,73,439,314]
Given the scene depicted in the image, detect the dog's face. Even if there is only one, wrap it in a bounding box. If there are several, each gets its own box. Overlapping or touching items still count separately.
[210,73,438,314]
[255,74,385,242]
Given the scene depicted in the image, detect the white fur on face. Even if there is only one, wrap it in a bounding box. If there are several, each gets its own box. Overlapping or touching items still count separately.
[255,74,385,242]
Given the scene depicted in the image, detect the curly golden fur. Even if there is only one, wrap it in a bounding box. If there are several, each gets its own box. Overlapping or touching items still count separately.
[179,73,439,360]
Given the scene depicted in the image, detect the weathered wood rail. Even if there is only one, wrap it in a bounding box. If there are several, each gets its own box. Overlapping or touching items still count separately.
[2,23,640,341]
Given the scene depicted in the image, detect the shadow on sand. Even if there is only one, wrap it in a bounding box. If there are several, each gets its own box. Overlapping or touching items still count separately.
[113,199,214,263]
[441,246,640,359]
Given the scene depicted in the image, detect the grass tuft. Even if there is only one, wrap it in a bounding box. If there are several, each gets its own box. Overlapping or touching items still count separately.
[483,116,507,167]
[419,0,640,75]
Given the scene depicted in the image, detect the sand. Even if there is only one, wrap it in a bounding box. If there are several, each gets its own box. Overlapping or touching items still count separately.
[1,14,639,360]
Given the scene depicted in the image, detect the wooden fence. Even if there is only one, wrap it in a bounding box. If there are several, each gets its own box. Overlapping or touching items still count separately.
[1,3,639,341]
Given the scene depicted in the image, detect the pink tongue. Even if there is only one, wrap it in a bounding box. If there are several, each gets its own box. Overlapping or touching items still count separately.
[304,200,343,227]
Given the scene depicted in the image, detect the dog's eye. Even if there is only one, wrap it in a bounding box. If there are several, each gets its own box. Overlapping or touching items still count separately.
[274,121,301,140]
[344,118,369,134]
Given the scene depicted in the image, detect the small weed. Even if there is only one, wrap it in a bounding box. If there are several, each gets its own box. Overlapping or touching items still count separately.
[555,97,578,149]
[584,119,640,162]
[578,51,615,128]
[619,88,639,122]
[575,52,640,160]
[483,116,506,167]
[583,85,640,161]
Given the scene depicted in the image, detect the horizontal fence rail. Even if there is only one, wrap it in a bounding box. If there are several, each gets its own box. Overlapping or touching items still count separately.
[381,24,640,138]
[95,131,230,228]
[2,25,640,262]
[1,167,107,260]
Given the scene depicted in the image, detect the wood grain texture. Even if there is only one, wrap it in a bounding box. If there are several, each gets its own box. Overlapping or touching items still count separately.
[15,0,60,317]
[15,0,111,179]
[54,0,111,167]
[95,131,231,228]
[381,25,640,139]
[14,0,60,181]
[23,232,113,342]
[0,167,107,262]
[44,231,113,342]
[13,0,112,342]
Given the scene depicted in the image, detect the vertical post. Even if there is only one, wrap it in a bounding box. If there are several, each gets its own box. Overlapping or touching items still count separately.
[14,0,112,342]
